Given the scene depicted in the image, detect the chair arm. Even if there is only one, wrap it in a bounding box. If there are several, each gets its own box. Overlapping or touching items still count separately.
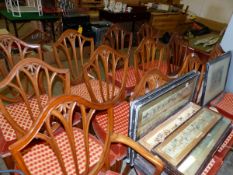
[110,133,164,175]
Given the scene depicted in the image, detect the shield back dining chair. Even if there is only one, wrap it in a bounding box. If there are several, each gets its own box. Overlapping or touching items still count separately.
[9,95,164,175]
[0,58,70,169]
[102,24,133,57]
[0,34,43,79]
[53,29,94,86]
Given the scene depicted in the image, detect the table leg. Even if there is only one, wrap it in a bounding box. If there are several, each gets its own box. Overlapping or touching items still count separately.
[4,17,9,31]
[13,22,18,37]
[51,21,55,41]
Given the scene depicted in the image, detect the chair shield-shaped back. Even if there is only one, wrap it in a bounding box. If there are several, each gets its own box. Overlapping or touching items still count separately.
[9,95,115,175]
[53,29,94,85]
[0,34,42,78]
[134,37,169,82]
[0,58,70,143]
[83,45,128,104]
[102,24,132,56]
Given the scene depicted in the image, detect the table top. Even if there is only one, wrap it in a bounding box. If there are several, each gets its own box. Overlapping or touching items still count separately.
[0,9,59,21]
[99,8,150,22]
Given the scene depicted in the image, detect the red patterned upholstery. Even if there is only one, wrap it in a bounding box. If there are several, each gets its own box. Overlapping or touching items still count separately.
[23,127,115,174]
[92,101,129,159]
[71,79,120,102]
[112,66,144,92]
[210,93,233,119]
[0,95,48,142]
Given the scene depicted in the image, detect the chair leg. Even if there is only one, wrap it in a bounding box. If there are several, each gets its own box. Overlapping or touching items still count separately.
[3,155,15,170]
[122,162,131,175]
[111,159,123,173]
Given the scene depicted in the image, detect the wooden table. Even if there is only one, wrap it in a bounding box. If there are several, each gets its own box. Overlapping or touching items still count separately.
[149,11,187,32]
[0,10,59,40]
[187,33,220,62]
[99,7,151,33]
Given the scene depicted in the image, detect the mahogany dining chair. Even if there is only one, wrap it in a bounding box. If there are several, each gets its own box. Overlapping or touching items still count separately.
[9,95,164,175]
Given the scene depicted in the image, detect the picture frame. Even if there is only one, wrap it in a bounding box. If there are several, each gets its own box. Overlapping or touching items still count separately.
[153,108,221,167]
[201,51,231,106]
[177,117,231,175]
[138,102,201,151]
[129,71,199,164]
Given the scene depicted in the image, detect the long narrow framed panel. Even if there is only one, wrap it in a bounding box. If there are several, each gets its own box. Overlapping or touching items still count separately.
[153,108,221,167]
[178,117,231,175]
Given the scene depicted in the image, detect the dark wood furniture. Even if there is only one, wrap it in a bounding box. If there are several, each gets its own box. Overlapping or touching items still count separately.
[99,7,151,33]
[150,11,187,32]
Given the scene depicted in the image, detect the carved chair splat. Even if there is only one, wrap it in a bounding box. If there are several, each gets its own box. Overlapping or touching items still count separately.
[102,24,133,57]
[0,34,43,78]
[53,29,94,85]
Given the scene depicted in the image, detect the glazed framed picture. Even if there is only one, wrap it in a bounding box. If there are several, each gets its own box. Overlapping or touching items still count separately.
[129,71,199,164]
[153,108,221,167]
[138,102,201,151]
[177,117,231,175]
[201,51,231,106]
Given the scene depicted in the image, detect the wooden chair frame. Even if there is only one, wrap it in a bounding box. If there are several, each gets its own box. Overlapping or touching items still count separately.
[134,37,169,83]
[0,34,43,77]
[53,29,94,85]
[175,53,206,103]
[102,24,133,57]
[83,45,128,104]
[168,34,189,74]
[136,23,161,45]
[131,68,170,100]
[9,95,164,175]
[0,58,70,140]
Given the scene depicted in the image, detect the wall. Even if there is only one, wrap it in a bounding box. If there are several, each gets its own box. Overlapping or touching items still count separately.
[221,14,233,92]
[181,0,233,23]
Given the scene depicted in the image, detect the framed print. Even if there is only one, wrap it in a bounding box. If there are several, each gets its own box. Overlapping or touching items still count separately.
[138,102,201,151]
[153,108,221,167]
[201,51,231,106]
[129,71,199,164]
[177,117,231,175]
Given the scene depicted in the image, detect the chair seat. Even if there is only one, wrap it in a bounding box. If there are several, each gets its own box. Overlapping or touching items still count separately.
[22,127,116,175]
[112,67,143,92]
[0,95,48,155]
[0,95,48,142]
[210,93,233,119]
[71,79,120,102]
[93,101,129,159]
